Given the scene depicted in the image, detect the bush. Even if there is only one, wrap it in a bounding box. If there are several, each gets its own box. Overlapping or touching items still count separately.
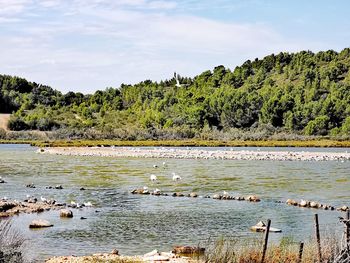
[7,117,29,131]
[0,128,6,139]
[0,220,26,263]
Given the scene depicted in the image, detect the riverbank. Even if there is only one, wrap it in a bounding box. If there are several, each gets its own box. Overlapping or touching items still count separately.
[2,139,350,148]
[41,146,350,161]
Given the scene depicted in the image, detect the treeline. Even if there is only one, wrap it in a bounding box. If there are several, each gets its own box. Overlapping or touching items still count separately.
[1,48,350,139]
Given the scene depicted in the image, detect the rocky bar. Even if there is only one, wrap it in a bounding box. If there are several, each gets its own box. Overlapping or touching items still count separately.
[41,146,350,161]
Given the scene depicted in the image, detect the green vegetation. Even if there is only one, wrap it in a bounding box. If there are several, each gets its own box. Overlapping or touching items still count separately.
[1,48,350,140]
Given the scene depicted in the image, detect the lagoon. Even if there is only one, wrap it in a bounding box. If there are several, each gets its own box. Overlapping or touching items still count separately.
[0,144,349,261]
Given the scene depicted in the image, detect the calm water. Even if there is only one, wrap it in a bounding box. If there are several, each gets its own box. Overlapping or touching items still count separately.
[0,144,349,261]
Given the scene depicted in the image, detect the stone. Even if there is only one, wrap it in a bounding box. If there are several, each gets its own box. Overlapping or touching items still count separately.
[246,195,261,202]
[189,192,198,198]
[110,249,119,255]
[55,185,63,189]
[212,194,222,200]
[310,201,318,208]
[144,249,159,257]
[337,205,349,212]
[60,209,73,218]
[29,219,53,228]
[172,246,205,255]
[299,199,308,207]
[286,199,298,206]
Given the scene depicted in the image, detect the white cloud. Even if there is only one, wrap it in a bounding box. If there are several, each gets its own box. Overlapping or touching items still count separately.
[0,0,31,16]
[0,0,341,93]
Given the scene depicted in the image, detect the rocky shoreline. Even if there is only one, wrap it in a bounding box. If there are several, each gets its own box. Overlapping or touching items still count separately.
[40,146,350,161]
[0,199,65,217]
[46,247,202,263]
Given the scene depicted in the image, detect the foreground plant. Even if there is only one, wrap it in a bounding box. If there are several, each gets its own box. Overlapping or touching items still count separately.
[0,220,26,263]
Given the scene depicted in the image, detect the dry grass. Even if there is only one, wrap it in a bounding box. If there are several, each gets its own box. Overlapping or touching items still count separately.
[0,219,26,263]
[202,234,346,263]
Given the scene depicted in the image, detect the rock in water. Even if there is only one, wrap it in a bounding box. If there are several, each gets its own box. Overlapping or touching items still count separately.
[29,219,53,228]
[172,246,205,255]
[60,209,73,218]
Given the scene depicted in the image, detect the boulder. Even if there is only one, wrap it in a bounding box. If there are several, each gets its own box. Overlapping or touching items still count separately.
[29,219,53,228]
[172,246,205,255]
[286,199,298,206]
[337,205,349,212]
[144,249,159,257]
[246,195,261,202]
[0,201,17,212]
[189,192,198,198]
[310,201,318,208]
[299,199,309,207]
[250,221,282,233]
[110,249,119,255]
[212,194,222,200]
[55,185,63,189]
[60,209,73,218]
[172,192,184,197]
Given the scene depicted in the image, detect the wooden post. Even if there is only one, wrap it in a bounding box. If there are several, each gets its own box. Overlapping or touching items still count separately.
[314,214,322,263]
[346,210,350,251]
[297,242,304,263]
[261,219,271,263]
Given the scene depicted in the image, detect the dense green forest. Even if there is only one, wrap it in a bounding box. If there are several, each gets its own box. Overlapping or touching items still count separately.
[1,48,350,140]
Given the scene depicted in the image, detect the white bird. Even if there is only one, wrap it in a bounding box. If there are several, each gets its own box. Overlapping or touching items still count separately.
[162,161,166,167]
[2,196,8,201]
[223,191,229,196]
[143,186,148,191]
[153,188,161,194]
[70,200,76,205]
[172,172,182,181]
[150,174,157,182]
[153,164,159,168]
[40,196,47,202]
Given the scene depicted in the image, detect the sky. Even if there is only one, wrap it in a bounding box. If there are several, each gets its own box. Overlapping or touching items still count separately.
[0,0,350,94]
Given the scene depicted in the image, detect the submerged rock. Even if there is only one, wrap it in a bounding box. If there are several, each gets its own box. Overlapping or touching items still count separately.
[246,195,261,202]
[189,192,198,198]
[212,194,222,200]
[29,219,53,228]
[60,209,73,218]
[286,199,298,206]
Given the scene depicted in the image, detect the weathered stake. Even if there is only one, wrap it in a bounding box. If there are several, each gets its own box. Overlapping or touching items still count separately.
[314,214,322,263]
[261,219,271,263]
[346,210,350,251]
[297,242,304,263]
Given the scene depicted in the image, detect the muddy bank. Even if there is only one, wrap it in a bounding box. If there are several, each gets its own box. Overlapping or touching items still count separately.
[41,147,350,161]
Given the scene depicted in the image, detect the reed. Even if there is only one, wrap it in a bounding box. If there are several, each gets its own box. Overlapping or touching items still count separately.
[22,139,350,148]
[202,234,344,263]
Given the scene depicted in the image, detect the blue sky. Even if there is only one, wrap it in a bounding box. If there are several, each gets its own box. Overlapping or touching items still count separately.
[0,0,349,93]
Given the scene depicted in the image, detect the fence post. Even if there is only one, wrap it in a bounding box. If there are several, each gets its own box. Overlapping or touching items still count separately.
[261,219,271,263]
[314,214,322,263]
[346,210,350,252]
[297,242,304,263]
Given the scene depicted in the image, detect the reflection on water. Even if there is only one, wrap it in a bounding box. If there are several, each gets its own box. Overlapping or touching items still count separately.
[0,144,349,261]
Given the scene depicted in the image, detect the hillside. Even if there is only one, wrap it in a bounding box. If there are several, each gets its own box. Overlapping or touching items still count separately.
[1,48,350,140]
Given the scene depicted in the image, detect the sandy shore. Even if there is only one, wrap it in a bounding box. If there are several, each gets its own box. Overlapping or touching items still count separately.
[41,147,350,161]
